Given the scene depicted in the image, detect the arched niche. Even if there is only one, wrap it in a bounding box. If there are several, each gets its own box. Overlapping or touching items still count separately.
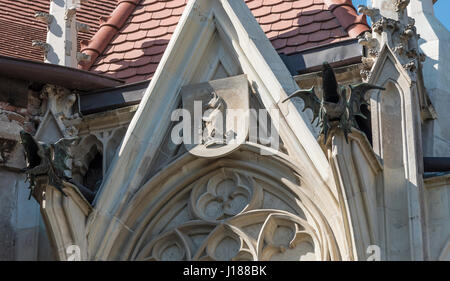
[372,79,411,259]
[72,135,103,192]
[93,144,346,261]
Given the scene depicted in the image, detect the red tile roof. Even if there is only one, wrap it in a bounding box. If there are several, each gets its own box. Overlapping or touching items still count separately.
[0,0,117,62]
[0,0,50,61]
[83,0,368,83]
[78,1,119,49]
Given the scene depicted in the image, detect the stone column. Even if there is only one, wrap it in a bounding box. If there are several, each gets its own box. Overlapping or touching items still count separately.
[358,0,429,260]
[45,0,80,67]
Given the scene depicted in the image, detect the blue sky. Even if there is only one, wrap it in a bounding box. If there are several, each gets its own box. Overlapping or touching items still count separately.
[434,1,450,31]
[352,0,450,31]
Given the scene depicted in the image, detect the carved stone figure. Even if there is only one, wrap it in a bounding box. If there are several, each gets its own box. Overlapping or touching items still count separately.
[283,62,385,143]
[181,75,249,158]
[20,131,77,198]
[20,131,105,204]
[202,92,225,147]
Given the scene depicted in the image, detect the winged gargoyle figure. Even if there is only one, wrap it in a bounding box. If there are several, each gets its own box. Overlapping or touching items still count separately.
[20,131,79,199]
[283,62,385,143]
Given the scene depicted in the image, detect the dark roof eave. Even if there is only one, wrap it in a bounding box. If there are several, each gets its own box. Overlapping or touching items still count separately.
[80,80,150,115]
[80,39,365,115]
[280,38,363,76]
[0,55,124,92]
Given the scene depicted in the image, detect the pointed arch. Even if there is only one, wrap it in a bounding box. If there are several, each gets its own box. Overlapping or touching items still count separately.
[93,144,347,260]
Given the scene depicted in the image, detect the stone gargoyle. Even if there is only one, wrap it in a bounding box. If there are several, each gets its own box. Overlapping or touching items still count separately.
[283,62,385,143]
[20,131,96,202]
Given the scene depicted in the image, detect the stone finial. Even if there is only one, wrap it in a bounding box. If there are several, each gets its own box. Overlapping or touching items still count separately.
[357,5,381,21]
[358,32,378,48]
[76,52,91,63]
[76,22,90,33]
[35,11,53,25]
[394,0,410,13]
[32,40,51,54]
[65,6,77,21]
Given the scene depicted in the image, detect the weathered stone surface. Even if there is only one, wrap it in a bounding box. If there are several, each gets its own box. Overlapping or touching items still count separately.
[2,0,448,262]
[0,170,18,261]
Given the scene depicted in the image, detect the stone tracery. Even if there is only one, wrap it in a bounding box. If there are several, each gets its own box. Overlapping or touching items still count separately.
[129,164,332,261]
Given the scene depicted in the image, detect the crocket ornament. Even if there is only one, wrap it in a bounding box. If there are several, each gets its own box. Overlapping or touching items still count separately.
[283,62,385,143]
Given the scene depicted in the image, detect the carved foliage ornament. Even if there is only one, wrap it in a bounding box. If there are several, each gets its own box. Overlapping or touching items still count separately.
[358,2,424,80]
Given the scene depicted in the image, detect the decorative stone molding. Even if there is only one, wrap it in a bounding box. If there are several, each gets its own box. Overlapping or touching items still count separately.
[112,148,342,261]
[31,176,92,261]
[358,2,435,120]
[40,84,79,137]
[358,4,422,79]
[321,128,383,260]
[136,210,321,261]
[190,170,262,222]
[32,144,354,260]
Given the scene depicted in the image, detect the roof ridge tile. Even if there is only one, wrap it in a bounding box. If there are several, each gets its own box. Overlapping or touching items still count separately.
[323,0,369,37]
[79,0,141,70]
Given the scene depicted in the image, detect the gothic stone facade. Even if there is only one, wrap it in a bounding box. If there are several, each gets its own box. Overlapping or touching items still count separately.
[0,0,449,261]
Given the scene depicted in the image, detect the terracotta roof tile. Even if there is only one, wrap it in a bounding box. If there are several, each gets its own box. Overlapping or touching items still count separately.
[271,19,294,31]
[271,2,292,13]
[85,0,369,83]
[309,29,331,42]
[280,9,301,20]
[252,5,272,17]
[131,11,151,23]
[0,0,117,62]
[146,1,166,12]
[259,13,281,24]
[264,0,283,5]
[299,22,322,34]
[302,4,324,15]
[271,38,287,49]
[286,34,309,46]
[293,0,314,9]
[297,15,315,26]
[247,0,263,10]
[171,6,185,16]
[321,18,341,30]
[140,19,161,29]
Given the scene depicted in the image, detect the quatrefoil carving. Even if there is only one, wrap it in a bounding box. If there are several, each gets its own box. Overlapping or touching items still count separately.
[190,169,262,222]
